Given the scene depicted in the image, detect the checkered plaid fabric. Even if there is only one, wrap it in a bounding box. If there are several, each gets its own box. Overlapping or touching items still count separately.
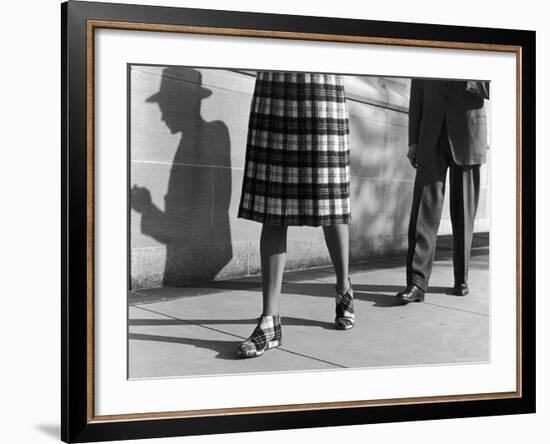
[335,282,355,330]
[238,315,282,358]
[238,71,351,226]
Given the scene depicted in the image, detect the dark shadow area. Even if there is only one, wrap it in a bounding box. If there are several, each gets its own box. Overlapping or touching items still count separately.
[34,424,59,439]
[130,315,334,330]
[195,281,404,308]
[131,67,233,286]
[129,333,241,360]
[128,240,488,306]
[129,315,340,361]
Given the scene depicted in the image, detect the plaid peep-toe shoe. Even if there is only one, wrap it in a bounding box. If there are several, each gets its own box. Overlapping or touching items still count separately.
[237,315,282,358]
[335,280,355,330]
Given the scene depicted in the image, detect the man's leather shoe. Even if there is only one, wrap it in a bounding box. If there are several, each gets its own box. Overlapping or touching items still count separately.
[395,284,425,304]
[453,282,469,296]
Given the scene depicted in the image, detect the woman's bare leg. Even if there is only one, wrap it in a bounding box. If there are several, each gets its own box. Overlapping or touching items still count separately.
[260,224,288,315]
[323,224,350,294]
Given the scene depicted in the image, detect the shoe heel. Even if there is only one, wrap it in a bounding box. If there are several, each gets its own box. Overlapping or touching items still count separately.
[266,339,281,350]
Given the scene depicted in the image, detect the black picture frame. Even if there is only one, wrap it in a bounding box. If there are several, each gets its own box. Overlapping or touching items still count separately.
[61,1,536,442]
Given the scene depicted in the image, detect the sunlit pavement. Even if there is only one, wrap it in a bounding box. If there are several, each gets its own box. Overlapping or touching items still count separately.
[128,244,489,379]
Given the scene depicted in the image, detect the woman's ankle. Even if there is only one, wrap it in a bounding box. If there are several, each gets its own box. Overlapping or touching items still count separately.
[335,278,351,295]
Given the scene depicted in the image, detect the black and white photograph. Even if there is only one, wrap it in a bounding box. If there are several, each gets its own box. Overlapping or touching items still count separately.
[128,66,491,378]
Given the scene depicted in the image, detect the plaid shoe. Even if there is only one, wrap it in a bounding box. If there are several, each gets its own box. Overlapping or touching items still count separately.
[237,315,282,358]
[335,280,355,330]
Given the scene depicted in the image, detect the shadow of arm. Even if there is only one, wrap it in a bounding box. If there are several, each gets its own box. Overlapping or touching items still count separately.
[131,185,171,244]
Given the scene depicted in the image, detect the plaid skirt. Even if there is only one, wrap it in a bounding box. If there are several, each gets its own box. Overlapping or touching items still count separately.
[238,71,351,226]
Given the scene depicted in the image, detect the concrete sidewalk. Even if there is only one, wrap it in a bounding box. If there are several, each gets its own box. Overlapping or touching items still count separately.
[128,245,489,379]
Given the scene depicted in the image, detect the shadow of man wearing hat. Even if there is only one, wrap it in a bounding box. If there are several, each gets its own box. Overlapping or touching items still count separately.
[131,67,233,286]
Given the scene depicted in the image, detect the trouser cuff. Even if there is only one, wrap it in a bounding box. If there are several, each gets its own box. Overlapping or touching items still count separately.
[409,275,427,292]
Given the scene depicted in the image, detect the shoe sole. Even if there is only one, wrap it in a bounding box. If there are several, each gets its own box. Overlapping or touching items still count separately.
[396,296,425,304]
[237,339,282,359]
[335,324,354,330]
[335,313,355,330]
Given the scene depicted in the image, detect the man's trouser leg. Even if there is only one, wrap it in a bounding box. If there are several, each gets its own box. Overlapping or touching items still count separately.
[449,161,481,285]
[406,127,451,291]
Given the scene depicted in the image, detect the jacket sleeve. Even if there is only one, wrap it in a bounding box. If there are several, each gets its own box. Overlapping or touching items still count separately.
[408,79,423,146]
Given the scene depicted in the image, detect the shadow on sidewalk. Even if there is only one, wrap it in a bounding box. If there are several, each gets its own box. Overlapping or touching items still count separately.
[191,281,408,307]
[130,315,333,329]
[129,315,334,361]
[130,332,241,360]
[130,281,469,308]
[129,243,489,364]
[129,245,489,306]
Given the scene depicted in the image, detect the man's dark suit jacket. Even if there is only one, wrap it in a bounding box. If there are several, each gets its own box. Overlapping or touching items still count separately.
[408,79,490,166]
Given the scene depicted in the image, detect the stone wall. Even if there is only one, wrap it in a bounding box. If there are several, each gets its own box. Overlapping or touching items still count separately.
[130,66,489,289]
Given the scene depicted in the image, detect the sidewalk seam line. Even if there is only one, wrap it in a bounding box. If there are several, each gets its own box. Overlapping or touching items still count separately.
[422,302,489,317]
